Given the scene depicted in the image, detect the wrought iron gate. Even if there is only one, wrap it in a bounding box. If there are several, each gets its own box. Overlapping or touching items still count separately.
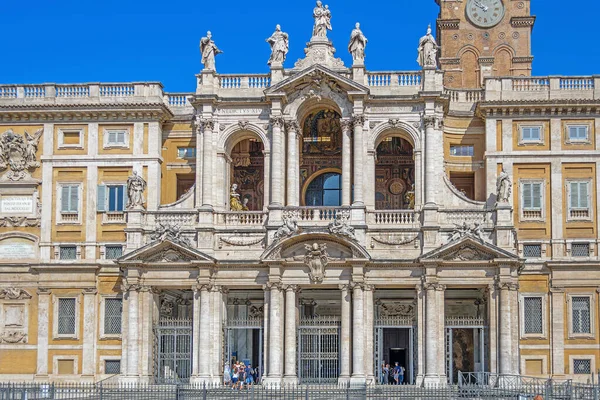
[153,318,192,384]
[298,317,340,384]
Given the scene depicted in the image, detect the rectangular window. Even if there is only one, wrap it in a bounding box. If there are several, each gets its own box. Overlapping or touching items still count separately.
[60,185,79,213]
[177,147,196,158]
[568,181,590,220]
[523,297,543,334]
[97,184,126,213]
[521,181,543,219]
[572,297,591,334]
[573,359,592,375]
[520,126,542,143]
[59,246,77,260]
[523,244,542,258]
[449,145,474,157]
[104,360,121,374]
[104,129,128,147]
[57,298,76,335]
[59,129,83,148]
[572,243,590,257]
[104,298,122,335]
[567,125,589,143]
[105,245,123,260]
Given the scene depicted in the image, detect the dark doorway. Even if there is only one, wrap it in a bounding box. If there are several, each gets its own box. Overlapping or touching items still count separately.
[389,348,407,370]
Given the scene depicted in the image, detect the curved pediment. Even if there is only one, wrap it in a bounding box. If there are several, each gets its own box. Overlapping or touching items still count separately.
[117,239,215,265]
[261,232,370,262]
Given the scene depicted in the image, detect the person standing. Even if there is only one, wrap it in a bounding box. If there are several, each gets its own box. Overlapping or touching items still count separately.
[223,363,231,387]
[398,364,405,385]
[393,362,400,385]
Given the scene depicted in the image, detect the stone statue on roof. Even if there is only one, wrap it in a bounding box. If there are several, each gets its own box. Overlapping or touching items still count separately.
[417,25,438,69]
[200,31,223,71]
[348,23,368,63]
[266,25,289,66]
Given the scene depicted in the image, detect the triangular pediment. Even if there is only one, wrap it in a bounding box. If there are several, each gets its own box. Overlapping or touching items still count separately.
[116,239,215,265]
[265,65,369,97]
[419,236,519,263]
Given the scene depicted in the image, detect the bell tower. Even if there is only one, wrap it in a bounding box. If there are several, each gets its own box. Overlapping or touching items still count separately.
[436,0,535,88]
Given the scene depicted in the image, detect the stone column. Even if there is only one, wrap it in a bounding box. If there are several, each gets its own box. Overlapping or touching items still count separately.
[415,284,425,386]
[339,285,352,384]
[262,286,270,378]
[81,288,97,380]
[198,284,212,380]
[413,150,423,207]
[124,284,140,382]
[364,285,375,383]
[285,121,300,207]
[191,287,201,378]
[352,116,365,205]
[350,283,365,385]
[341,119,353,206]
[35,288,51,380]
[270,117,285,206]
[551,287,565,376]
[423,282,444,386]
[498,282,518,376]
[265,283,283,385]
[487,284,498,374]
[195,124,204,208]
[200,119,215,207]
[283,285,299,384]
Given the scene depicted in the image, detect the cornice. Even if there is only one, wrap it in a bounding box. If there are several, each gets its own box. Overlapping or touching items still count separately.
[513,56,534,64]
[478,101,600,118]
[0,103,173,123]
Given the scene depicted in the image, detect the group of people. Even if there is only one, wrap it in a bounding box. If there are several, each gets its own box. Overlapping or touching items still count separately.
[380,361,406,385]
[223,361,257,389]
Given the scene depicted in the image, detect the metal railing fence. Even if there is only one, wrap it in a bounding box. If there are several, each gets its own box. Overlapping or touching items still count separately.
[1,379,600,400]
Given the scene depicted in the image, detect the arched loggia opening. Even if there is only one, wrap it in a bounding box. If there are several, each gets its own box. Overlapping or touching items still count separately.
[375,136,415,210]
[299,109,345,207]
[228,138,265,211]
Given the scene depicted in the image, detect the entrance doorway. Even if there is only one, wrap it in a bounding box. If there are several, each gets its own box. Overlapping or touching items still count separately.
[225,327,263,380]
[297,318,340,384]
[446,327,487,384]
[153,318,193,383]
[374,327,414,384]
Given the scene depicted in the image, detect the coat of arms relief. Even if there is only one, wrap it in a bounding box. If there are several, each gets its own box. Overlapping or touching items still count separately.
[0,129,43,181]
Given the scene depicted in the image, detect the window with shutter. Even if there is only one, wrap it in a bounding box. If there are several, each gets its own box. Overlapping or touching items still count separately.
[59,185,80,223]
[107,185,125,212]
[568,181,591,220]
[567,125,589,143]
[521,181,543,220]
[105,129,128,147]
[520,126,542,143]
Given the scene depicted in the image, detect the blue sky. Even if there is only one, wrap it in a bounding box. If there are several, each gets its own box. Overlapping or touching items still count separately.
[1,0,595,92]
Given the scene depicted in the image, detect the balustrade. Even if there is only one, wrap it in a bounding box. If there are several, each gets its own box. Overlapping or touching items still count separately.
[214,211,266,226]
[559,78,594,90]
[24,86,45,98]
[147,211,198,227]
[443,209,491,226]
[367,210,419,226]
[285,207,350,222]
[99,85,135,97]
[367,72,422,87]
[0,87,17,98]
[167,94,192,107]
[445,316,486,327]
[511,78,549,91]
[56,85,90,98]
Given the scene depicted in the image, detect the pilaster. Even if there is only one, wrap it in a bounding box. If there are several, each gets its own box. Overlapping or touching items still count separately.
[350,282,366,387]
[285,121,300,207]
[551,286,565,377]
[283,285,300,385]
[35,288,51,381]
[341,119,353,207]
[423,280,446,386]
[352,115,365,206]
[338,284,352,384]
[363,285,375,384]
[121,284,141,384]
[81,288,97,381]
[264,282,283,386]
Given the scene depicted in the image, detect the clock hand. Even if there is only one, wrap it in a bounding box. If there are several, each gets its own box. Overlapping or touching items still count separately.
[474,0,489,12]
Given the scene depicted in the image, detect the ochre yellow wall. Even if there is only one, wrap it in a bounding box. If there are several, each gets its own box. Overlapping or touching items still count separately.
[513,163,551,240]
[53,125,87,155]
[51,168,86,245]
[562,163,597,238]
[513,120,551,151]
[97,124,134,155]
[161,123,195,205]
[561,120,596,151]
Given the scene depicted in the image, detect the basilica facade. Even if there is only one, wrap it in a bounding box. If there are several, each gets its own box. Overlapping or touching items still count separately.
[0,0,599,387]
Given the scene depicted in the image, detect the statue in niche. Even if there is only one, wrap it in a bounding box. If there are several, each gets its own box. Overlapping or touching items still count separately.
[126,171,147,209]
[348,23,367,62]
[304,243,328,283]
[312,1,332,38]
[496,168,512,203]
[230,184,244,211]
[417,25,438,69]
[266,25,289,65]
[200,31,223,71]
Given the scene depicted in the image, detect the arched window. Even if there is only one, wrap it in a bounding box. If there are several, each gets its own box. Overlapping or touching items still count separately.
[305,172,342,206]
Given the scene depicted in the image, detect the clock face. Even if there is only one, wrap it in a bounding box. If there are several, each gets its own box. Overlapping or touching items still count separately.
[466,0,505,28]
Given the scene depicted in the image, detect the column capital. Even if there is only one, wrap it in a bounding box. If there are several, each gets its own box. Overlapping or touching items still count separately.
[81,287,97,295]
[423,115,442,129]
[283,284,301,293]
[339,284,351,291]
[498,281,519,291]
[363,284,375,292]
[270,116,285,129]
[350,282,364,290]
[340,118,353,132]
[352,115,365,128]
[194,116,215,132]
[123,283,142,292]
[265,282,283,291]
[196,283,213,292]
[424,282,446,291]
[284,120,300,132]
